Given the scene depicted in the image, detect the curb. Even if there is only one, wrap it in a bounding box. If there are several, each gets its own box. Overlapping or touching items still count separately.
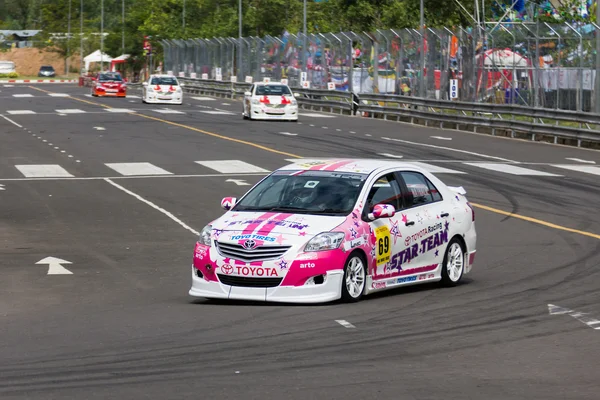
[0,79,78,84]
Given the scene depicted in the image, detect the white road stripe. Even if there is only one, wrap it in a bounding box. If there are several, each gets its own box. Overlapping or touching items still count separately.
[13,94,33,97]
[279,132,298,136]
[378,153,403,159]
[15,164,74,178]
[565,158,595,164]
[3,84,14,87]
[335,320,356,328]
[191,96,216,101]
[49,93,70,97]
[55,109,86,114]
[1,114,23,127]
[550,164,600,176]
[463,162,562,176]
[410,161,467,174]
[199,110,235,115]
[104,178,199,236]
[153,109,185,114]
[126,95,140,99]
[105,162,173,176]
[431,136,452,140]
[195,160,269,174]
[105,108,135,113]
[381,137,517,163]
[301,113,336,118]
[7,110,36,115]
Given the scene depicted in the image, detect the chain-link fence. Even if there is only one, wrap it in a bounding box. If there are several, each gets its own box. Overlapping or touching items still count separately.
[161,22,600,112]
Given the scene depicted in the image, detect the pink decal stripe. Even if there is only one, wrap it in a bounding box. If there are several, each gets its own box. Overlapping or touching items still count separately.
[374,264,438,280]
[240,212,278,235]
[253,213,293,236]
[317,160,355,171]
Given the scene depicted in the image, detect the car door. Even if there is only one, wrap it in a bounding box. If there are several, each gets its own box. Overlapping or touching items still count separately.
[395,170,449,277]
[361,171,407,281]
[244,84,254,114]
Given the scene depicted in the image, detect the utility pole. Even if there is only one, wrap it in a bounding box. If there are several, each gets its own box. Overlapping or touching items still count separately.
[67,0,72,76]
[238,0,242,79]
[100,0,104,69]
[183,0,186,33]
[419,0,425,97]
[122,0,125,54]
[302,0,307,74]
[596,1,600,113]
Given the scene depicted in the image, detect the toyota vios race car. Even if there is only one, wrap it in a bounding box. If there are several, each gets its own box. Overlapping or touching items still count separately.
[190,158,477,304]
[242,82,298,121]
[142,74,184,105]
[91,72,127,97]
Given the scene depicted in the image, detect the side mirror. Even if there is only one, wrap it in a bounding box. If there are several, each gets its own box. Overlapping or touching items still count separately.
[368,204,396,221]
[142,82,148,86]
[221,197,237,211]
[180,83,185,87]
[293,92,300,98]
[244,91,252,96]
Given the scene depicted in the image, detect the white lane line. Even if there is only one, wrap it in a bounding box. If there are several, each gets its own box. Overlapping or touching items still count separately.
[105,162,173,176]
[199,110,235,115]
[548,304,600,331]
[301,113,336,118]
[106,108,135,113]
[350,131,356,134]
[381,137,517,163]
[463,162,562,176]
[1,114,23,127]
[222,102,231,105]
[378,153,403,159]
[0,172,269,182]
[13,94,33,97]
[126,95,140,99]
[565,158,595,164]
[550,164,600,176]
[3,84,14,87]
[335,320,356,329]
[322,126,328,129]
[431,136,452,140]
[56,109,86,114]
[7,110,36,115]
[104,178,199,236]
[15,164,74,178]
[93,127,106,131]
[49,93,70,97]
[336,129,341,131]
[153,109,185,114]
[191,96,216,101]
[410,161,467,174]
[195,160,269,174]
[279,132,298,136]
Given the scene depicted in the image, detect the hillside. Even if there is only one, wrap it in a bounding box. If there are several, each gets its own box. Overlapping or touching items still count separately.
[0,48,80,76]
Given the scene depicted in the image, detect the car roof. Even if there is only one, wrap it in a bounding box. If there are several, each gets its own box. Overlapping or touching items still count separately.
[254,82,288,86]
[278,158,432,175]
[151,74,177,78]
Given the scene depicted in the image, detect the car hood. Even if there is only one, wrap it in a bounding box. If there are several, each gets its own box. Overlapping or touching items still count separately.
[98,81,124,87]
[151,84,179,92]
[210,211,347,240]
[254,94,294,105]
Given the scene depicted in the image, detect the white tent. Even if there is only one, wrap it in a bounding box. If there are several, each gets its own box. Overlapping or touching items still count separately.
[83,49,113,72]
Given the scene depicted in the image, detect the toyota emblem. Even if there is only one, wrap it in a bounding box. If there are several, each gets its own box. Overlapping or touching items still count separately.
[221,264,233,274]
[242,239,257,249]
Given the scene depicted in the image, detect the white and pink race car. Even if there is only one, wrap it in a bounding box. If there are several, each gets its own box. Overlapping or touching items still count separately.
[242,82,298,121]
[190,158,477,304]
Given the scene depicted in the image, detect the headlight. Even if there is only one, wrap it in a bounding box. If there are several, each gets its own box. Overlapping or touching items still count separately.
[252,99,260,105]
[199,224,212,246]
[304,232,344,252]
[291,99,297,105]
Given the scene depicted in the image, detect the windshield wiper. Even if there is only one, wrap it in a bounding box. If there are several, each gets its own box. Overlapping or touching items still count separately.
[267,206,310,213]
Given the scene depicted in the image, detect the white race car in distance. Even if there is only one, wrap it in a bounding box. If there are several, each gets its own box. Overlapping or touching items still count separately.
[242,82,298,121]
[142,74,184,105]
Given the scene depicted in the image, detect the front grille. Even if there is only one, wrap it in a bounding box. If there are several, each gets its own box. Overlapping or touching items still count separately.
[217,274,282,288]
[215,241,291,262]
[270,104,286,108]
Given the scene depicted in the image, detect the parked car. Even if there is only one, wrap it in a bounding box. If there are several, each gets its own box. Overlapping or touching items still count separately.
[38,65,56,77]
[0,61,16,74]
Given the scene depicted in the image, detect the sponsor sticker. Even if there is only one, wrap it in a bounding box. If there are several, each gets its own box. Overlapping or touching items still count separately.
[223,265,278,277]
[375,226,391,266]
[372,281,386,289]
[299,262,315,269]
[397,276,417,284]
[230,233,276,242]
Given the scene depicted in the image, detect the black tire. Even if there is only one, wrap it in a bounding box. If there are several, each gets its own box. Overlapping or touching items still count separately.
[341,251,367,302]
[440,237,465,287]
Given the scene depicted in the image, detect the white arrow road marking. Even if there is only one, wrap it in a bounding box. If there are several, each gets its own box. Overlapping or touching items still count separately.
[565,158,596,164]
[431,136,453,140]
[379,153,403,159]
[335,320,356,328]
[0,183,5,191]
[36,257,73,275]
[548,304,600,330]
[226,179,251,186]
[278,132,298,136]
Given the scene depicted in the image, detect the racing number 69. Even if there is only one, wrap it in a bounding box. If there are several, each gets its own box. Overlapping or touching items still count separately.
[378,236,389,255]
[374,226,392,266]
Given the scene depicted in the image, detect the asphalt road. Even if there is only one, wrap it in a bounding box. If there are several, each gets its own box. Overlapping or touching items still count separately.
[1,83,600,400]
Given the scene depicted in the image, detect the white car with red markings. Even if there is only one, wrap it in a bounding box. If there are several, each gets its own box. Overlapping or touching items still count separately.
[242,82,298,121]
[190,158,477,304]
[142,74,184,105]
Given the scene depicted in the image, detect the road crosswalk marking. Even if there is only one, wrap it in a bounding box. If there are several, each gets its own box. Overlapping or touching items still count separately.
[300,113,337,118]
[410,161,467,174]
[463,162,562,176]
[199,110,235,115]
[105,108,135,113]
[153,109,185,114]
[195,160,270,174]
[49,93,70,97]
[15,164,74,178]
[55,109,86,114]
[104,162,173,176]
[6,110,36,114]
[550,164,600,176]
[12,94,33,97]
[191,97,215,101]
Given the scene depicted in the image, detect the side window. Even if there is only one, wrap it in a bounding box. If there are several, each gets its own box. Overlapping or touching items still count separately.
[400,172,442,208]
[365,173,403,212]
[248,84,254,95]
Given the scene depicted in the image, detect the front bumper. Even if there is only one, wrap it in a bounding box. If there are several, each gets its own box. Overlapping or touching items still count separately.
[189,266,343,304]
[95,90,126,97]
[250,104,298,120]
[144,94,183,104]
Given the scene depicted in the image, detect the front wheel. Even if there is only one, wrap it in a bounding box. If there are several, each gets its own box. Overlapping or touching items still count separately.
[441,238,465,286]
[341,252,367,302]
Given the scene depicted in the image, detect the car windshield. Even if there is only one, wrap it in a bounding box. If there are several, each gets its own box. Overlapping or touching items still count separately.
[150,77,178,85]
[41,66,54,71]
[99,73,122,81]
[255,85,291,96]
[232,170,368,216]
